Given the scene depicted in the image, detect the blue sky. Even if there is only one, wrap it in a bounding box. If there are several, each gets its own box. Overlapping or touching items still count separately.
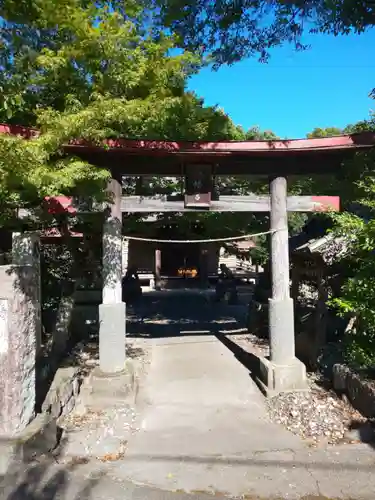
[188,29,375,139]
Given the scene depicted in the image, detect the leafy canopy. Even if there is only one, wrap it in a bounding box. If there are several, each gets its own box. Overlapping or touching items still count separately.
[0,0,251,222]
[155,0,375,66]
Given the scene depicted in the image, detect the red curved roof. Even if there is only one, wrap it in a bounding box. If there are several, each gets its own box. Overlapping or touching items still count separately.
[1,123,374,153]
[2,122,375,176]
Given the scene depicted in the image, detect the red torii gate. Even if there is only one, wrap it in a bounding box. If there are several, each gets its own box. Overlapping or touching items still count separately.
[2,123,375,396]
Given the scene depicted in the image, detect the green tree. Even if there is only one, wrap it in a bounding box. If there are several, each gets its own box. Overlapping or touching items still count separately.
[295,117,375,367]
[307,127,343,138]
[155,0,375,66]
[0,0,247,224]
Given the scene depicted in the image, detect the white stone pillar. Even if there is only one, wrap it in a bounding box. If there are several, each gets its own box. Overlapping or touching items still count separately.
[99,174,126,375]
[12,232,42,353]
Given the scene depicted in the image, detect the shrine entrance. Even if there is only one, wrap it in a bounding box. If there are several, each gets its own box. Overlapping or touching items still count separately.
[67,132,375,396]
[6,125,375,396]
[160,243,200,277]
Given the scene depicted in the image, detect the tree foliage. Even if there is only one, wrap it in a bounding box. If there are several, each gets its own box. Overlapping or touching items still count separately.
[302,118,375,368]
[330,180,375,368]
[0,0,249,224]
[155,0,375,66]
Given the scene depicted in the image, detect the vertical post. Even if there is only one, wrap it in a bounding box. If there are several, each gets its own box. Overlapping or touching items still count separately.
[122,237,129,277]
[99,172,126,374]
[12,232,42,354]
[262,176,306,395]
[0,265,37,438]
[199,244,209,288]
[155,248,161,290]
[269,176,294,362]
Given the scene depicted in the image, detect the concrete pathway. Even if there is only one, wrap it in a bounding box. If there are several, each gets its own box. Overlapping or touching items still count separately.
[116,293,375,499]
[0,458,220,500]
[4,292,375,499]
[113,333,309,497]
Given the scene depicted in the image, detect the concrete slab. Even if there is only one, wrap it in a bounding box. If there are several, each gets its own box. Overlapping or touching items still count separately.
[16,293,375,500]
[114,334,309,496]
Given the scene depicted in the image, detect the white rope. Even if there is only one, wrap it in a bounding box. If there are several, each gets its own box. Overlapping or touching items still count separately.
[123,228,277,244]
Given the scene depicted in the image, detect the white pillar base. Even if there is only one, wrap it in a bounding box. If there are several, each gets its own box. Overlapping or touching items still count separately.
[99,303,126,374]
[269,297,295,364]
[257,356,308,397]
[100,216,125,374]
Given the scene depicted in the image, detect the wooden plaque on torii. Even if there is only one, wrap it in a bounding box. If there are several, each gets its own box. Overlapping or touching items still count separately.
[184,164,212,209]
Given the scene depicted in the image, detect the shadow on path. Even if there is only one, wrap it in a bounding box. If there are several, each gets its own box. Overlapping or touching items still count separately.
[126,294,248,339]
[215,333,262,383]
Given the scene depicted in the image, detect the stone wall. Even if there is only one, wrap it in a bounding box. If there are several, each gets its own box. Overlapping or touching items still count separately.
[0,265,38,437]
[42,366,81,422]
[0,366,82,474]
[333,364,375,418]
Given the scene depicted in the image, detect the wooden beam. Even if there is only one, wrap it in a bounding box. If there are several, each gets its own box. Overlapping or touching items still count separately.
[22,194,339,216]
[121,195,340,213]
[67,148,350,176]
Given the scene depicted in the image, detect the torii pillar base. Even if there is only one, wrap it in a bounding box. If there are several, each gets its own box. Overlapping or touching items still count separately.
[257,357,308,397]
[256,298,307,396]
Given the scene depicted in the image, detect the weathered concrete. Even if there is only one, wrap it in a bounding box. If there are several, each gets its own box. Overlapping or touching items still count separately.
[102,218,122,305]
[269,297,295,363]
[98,302,126,374]
[333,363,375,418]
[114,334,310,496]
[12,232,42,353]
[57,363,140,461]
[0,413,58,475]
[0,367,81,475]
[111,332,375,499]
[0,457,222,500]
[258,297,307,395]
[0,265,38,437]
[263,176,307,395]
[10,294,374,500]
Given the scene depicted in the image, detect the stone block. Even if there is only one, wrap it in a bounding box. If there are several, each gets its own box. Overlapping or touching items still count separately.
[42,367,80,419]
[268,297,295,363]
[79,362,138,410]
[0,265,38,437]
[331,364,375,418]
[332,363,349,392]
[12,232,41,353]
[52,296,74,355]
[257,355,308,397]
[0,364,83,474]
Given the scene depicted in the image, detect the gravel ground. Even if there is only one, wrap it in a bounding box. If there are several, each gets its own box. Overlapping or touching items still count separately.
[56,336,151,463]
[232,333,370,446]
[265,373,367,446]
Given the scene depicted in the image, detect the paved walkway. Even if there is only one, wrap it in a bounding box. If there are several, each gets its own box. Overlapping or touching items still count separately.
[109,332,375,499]
[118,293,375,499]
[3,292,375,499]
